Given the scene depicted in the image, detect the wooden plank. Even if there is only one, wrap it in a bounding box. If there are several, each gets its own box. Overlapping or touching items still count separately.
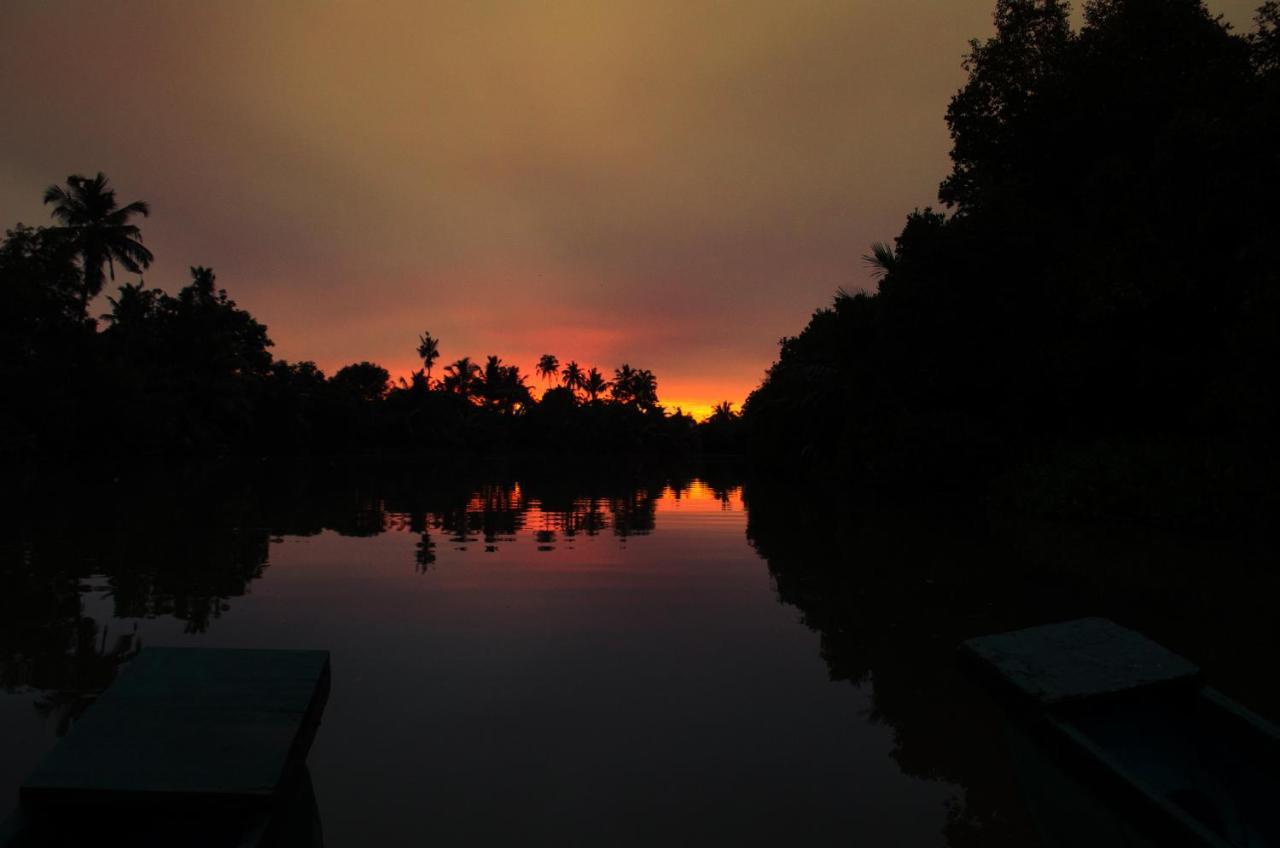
[20,647,330,813]
[960,617,1200,707]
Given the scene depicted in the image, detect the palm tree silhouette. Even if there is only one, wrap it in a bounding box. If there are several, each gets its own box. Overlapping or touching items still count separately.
[583,367,610,403]
[631,368,659,410]
[560,361,585,397]
[537,354,559,386]
[43,172,153,308]
[612,364,637,404]
[480,355,532,414]
[443,356,482,400]
[417,332,440,386]
[710,400,737,421]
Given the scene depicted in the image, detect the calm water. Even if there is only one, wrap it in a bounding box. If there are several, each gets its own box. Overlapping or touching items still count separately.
[2,467,1276,845]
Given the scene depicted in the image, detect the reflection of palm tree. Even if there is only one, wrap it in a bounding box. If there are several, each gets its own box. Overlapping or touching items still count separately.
[417,332,440,386]
[576,497,608,536]
[415,529,437,572]
[43,172,153,308]
[610,489,657,538]
[561,361,585,397]
[32,617,141,737]
[443,356,482,399]
[537,354,559,387]
[583,367,610,403]
[535,529,556,551]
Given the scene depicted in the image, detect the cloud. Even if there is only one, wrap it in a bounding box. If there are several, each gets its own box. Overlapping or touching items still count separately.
[0,0,1261,406]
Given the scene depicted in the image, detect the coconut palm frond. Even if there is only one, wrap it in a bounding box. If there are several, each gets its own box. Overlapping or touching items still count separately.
[115,200,150,218]
[861,241,898,279]
[42,172,153,304]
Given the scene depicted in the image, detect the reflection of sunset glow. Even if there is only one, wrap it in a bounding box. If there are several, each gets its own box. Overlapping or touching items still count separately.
[381,478,743,566]
[658,481,743,513]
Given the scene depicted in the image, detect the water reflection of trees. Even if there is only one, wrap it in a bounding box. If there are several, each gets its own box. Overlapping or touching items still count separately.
[744,484,1035,847]
[0,472,271,730]
[357,469,707,559]
[743,480,1280,848]
[0,544,140,734]
[0,466,718,714]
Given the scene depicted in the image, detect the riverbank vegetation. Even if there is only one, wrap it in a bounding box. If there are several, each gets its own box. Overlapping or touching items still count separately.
[1,177,713,461]
[741,0,1280,526]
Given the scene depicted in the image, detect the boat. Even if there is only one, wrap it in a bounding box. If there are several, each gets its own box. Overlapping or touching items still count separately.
[0,646,330,847]
[962,617,1280,847]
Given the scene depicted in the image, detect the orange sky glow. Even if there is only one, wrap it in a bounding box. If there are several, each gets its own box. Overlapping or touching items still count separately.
[0,0,1259,420]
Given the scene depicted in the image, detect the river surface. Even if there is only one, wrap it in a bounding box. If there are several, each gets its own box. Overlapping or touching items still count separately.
[1,466,1275,845]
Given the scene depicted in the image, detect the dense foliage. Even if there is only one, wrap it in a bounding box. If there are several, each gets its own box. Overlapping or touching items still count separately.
[1,175,705,461]
[743,0,1280,523]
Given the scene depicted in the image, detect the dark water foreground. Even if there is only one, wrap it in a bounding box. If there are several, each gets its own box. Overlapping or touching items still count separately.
[1,465,1275,846]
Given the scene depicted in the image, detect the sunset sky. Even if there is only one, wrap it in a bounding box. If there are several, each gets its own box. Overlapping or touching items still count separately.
[0,0,1259,418]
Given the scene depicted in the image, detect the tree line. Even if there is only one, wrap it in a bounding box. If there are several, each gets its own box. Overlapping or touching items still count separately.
[0,174,729,461]
[740,0,1280,526]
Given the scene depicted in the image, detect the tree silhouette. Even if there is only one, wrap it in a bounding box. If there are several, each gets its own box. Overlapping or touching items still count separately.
[537,354,559,387]
[443,356,482,400]
[416,332,440,386]
[631,368,659,410]
[939,0,1071,210]
[740,0,1280,526]
[560,360,585,398]
[861,242,897,280]
[43,173,153,308]
[612,364,637,404]
[331,362,390,403]
[609,364,659,409]
[103,280,165,329]
[709,401,737,422]
[6,173,708,459]
[1,224,84,327]
[479,355,532,414]
[582,367,610,403]
[1256,3,1280,74]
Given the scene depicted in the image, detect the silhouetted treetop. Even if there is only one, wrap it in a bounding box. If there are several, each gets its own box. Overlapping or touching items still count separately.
[560,360,585,395]
[940,0,1071,211]
[1255,2,1280,73]
[582,367,610,403]
[5,173,702,459]
[743,0,1280,523]
[43,172,152,307]
[479,355,532,414]
[1,225,84,337]
[611,365,659,410]
[537,354,559,386]
[443,356,482,400]
[416,332,439,384]
[332,361,391,404]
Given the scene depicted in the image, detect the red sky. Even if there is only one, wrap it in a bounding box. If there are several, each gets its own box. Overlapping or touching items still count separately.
[0,0,1259,419]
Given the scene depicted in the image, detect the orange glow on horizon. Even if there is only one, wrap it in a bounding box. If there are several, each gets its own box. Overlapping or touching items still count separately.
[19,2,1259,393]
[371,357,750,422]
